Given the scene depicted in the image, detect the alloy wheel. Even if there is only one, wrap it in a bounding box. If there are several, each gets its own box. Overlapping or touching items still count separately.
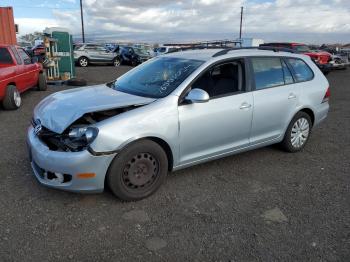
[80,58,88,67]
[290,117,310,148]
[14,89,21,107]
[114,59,121,66]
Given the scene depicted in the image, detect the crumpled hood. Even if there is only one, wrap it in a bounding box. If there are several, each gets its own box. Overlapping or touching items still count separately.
[34,84,156,134]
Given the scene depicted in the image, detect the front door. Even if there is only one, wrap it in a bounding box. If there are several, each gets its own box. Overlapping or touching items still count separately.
[178,59,253,165]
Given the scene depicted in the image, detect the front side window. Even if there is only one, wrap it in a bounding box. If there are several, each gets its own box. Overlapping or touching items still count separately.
[191,59,245,98]
[252,57,284,90]
[11,46,22,64]
[17,48,31,65]
[0,47,13,64]
[286,58,314,82]
[114,57,204,98]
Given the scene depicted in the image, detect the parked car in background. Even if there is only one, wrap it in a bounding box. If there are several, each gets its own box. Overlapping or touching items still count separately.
[118,46,152,66]
[74,43,120,67]
[28,48,329,200]
[154,46,178,56]
[133,44,156,57]
[0,44,47,110]
[260,43,332,73]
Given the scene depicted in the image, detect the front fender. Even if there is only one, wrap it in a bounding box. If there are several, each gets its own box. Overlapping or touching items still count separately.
[89,95,180,165]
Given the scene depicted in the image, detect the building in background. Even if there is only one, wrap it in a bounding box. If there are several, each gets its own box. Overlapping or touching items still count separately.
[0,6,17,45]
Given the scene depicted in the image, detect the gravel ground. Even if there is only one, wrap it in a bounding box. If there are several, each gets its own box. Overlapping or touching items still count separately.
[0,66,349,261]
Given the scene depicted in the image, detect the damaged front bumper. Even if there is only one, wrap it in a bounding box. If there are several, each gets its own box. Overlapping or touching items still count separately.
[27,126,116,193]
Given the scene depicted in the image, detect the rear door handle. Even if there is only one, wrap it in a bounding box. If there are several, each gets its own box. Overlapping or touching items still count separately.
[288,93,297,99]
[239,102,252,109]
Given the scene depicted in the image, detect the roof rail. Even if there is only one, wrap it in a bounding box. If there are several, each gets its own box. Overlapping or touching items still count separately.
[166,45,225,54]
[212,46,296,57]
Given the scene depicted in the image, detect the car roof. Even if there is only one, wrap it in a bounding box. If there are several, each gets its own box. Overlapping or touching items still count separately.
[163,48,306,62]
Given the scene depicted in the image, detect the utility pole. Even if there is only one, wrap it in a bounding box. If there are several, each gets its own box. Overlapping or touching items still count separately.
[80,0,85,43]
[239,6,243,46]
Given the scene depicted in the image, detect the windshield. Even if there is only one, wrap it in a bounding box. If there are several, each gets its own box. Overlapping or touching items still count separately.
[293,45,311,52]
[114,57,204,98]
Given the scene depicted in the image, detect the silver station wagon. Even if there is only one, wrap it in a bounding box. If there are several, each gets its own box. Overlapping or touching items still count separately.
[27,48,330,201]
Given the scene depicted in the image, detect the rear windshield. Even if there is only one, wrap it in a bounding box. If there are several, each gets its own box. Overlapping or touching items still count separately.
[0,47,13,64]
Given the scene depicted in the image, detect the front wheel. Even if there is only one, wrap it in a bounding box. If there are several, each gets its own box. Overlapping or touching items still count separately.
[107,140,168,201]
[281,112,312,152]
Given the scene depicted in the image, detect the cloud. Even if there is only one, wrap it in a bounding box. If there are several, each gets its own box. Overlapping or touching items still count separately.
[17,0,350,43]
[15,18,59,35]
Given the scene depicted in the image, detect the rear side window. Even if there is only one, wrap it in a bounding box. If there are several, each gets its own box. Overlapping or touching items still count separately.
[0,47,13,64]
[282,60,294,84]
[251,57,284,90]
[286,58,314,82]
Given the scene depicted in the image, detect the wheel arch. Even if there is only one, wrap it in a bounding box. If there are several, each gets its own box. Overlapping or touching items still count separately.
[112,136,175,172]
[146,136,174,171]
[299,107,315,126]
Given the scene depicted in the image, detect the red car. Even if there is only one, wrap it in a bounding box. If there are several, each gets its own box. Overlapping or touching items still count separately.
[260,42,332,72]
[0,44,47,110]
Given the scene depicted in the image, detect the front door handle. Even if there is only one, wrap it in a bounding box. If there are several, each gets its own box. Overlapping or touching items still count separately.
[288,93,297,99]
[239,102,252,109]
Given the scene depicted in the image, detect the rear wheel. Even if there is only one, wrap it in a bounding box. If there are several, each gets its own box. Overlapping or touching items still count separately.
[78,56,89,67]
[281,112,312,152]
[107,140,168,201]
[3,85,21,110]
[37,72,47,91]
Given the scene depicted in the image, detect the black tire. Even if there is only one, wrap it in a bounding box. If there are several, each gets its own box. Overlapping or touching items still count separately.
[113,57,121,67]
[37,72,47,91]
[107,139,168,201]
[131,59,138,67]
[66,78,87,86]
[2,85,21,110]
[78,56,89,67]
[281,112,312,153]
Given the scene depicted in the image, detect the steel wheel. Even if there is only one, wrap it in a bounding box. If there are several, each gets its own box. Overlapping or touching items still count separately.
[107,140,168,201]
[14,89,21,107]
[290,117,310,148]
[122,153,159,191]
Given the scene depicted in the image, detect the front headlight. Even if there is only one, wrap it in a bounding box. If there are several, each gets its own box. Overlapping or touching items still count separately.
[68,126,98,144]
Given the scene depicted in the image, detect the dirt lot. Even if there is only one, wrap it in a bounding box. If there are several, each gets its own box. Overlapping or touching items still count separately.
[0,66,349,261]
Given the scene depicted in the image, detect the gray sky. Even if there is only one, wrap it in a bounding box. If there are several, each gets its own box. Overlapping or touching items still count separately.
[8,0,350,44]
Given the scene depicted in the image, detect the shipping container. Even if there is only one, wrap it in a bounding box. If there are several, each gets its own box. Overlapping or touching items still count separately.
[0,7,17,45]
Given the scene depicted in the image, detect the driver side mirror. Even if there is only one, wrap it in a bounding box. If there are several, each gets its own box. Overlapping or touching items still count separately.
[184,88,209,103]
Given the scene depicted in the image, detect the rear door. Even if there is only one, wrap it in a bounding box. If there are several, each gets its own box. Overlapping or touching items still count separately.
[16,48,38,90]
[95,46,114,62]
[249,56,300,144]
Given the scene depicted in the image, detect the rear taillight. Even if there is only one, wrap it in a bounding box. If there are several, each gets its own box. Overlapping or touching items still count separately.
[322,87,330,103]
